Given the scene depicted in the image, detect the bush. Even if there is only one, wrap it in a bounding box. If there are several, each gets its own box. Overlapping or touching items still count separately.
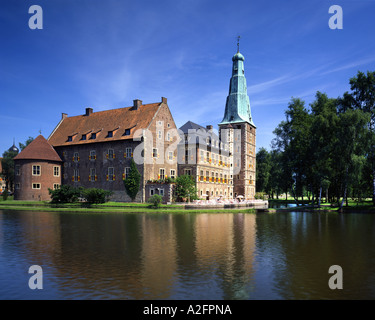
[174,175,197,202]
[81,188,113,204]
[2,188,9,201]
[255,192,266,200]
[147,194,163,208]
[124,159,141,201]
[48,185,82,203]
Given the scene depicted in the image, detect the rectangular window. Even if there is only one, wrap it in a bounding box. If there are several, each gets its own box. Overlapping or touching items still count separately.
[125,147,132,158]
[184,169,192,176]
[168,151,173,161]
[153,148,158,158]
[125,129,130,135]
[124,167,130,179]
[159,168,165,180]
[107,149,115,159]
[32,183,41,189]
[53,184,60,190]
[73,152,79,162]
[15,165,20,176]
[32,165,41,176]
[81,134,87,140]
[108,167,115,181]
[67,136,72,142]
[91,132,97,140]
[90,150,96,160]
[53,166,60,177]
[170,169,176,179]
[15,183,20,189]
[150,188,154,196]
[73,169,79,182]
[159,189,164,196]
[90,168,96,182]
[108,131,113,138]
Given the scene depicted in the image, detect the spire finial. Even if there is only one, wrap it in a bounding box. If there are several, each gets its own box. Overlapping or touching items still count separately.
[237,35,240,53]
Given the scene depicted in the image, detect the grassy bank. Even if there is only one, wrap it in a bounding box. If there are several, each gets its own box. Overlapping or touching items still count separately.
[269,198,375,213]
[0,199,263,214]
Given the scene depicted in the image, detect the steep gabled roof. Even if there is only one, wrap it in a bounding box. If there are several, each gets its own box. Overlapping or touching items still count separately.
[48,102,162,147]
[14,135,62,162]
[179,121,208,133]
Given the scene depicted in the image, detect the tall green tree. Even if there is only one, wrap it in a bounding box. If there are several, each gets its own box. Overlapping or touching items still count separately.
[308,92,338,206]
[174,175,197,202]
[123,159,141,201]
[256,147,271,194]
[345,71,375,204]
[19,136,34,151]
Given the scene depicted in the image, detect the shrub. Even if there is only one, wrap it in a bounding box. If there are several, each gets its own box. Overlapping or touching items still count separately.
[255,192,266,200]
[48,185,82,203]
[147,194,163,208]
[82,188,113,204]
[124,159,141,201]
[174,175,197,202]
[2,188,9,201]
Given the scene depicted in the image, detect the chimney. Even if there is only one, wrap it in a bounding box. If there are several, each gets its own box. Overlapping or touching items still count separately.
[85,108,93,116]
[161,97,167,104]
[62,113,68,120]
[133,99,142,110]
[206,125,213,130]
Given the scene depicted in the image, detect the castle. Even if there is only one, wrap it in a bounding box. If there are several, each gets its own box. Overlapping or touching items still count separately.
[13,50,256,203]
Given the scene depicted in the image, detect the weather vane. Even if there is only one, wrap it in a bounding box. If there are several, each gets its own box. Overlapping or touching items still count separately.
[237,35,240,53]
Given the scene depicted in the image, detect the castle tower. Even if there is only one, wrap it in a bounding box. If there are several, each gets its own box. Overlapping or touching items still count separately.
[219,49,256,200]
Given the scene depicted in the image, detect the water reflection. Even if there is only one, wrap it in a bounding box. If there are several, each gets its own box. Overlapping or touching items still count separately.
[0,210,375,299]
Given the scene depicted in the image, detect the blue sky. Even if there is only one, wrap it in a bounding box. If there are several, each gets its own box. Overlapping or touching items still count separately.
[1,0,375,154]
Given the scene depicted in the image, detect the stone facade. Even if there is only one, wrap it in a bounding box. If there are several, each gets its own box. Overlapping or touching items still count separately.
[145,183,175,204]
[177,122,233,200]
[48,98,178,202]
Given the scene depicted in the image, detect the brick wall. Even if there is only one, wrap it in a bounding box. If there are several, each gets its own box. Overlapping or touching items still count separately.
[14,159,62,201]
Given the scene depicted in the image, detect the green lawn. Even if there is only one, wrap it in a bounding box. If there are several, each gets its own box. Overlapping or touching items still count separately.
[0,199,261,214]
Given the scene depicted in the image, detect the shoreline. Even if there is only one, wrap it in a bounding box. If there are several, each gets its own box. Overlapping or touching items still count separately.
[0,200,374,214]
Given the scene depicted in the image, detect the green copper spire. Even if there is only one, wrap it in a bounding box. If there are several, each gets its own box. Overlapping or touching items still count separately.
[219,50,255,127]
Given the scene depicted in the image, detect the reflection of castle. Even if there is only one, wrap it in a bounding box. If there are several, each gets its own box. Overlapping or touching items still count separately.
[16,212,256,299]
[13,50,256,202]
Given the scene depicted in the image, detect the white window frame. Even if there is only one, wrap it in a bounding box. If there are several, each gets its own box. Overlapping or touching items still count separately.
[53,166,60,177]
[32,183,41,189]
[159,168,165,180]
[108,167,115,181]
[170,169,176,179]
[32,165,41,176]
[125,147,132,158]
[124,167,130,179]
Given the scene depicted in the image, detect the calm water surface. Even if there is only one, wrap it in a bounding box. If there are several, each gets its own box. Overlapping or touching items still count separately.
[0,209,374,300]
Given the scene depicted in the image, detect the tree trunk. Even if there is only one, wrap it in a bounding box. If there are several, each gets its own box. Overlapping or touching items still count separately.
[318,186,322,208]
[291,186,300,206]
[339,184,347,211]
[326,188,328,204]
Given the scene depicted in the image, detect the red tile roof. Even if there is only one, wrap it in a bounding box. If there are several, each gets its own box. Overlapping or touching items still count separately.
[48,102,162,147]
[14,135,62,162]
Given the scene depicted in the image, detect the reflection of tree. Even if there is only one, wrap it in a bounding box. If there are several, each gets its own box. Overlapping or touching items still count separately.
[193,214,256,299]
[255,212,375,299]
[55,213,144,299]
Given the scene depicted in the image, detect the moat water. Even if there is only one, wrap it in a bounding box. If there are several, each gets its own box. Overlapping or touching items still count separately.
[1,209,374,299]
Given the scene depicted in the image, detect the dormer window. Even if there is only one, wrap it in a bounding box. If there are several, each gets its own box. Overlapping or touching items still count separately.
[67,136,72,142]
[124,129,130,136]
[91,133,96,140]
[81,134,87,140]
[107,131,113,138]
